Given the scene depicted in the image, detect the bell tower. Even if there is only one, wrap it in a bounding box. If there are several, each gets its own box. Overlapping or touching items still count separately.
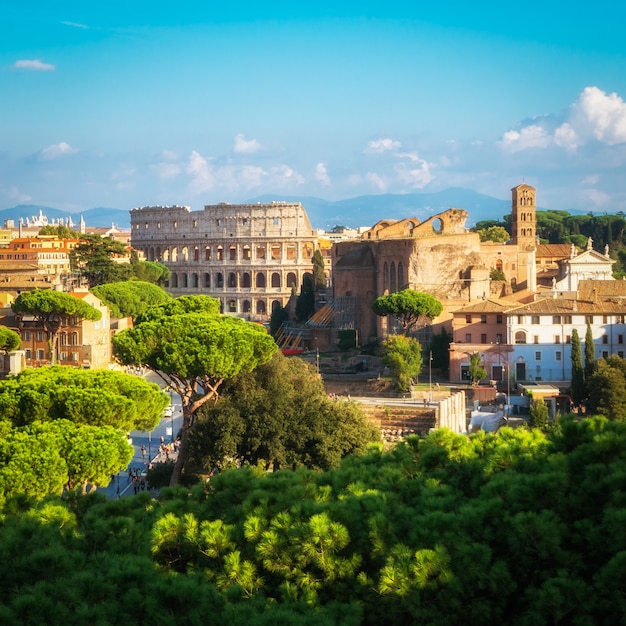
[511,183,536,250]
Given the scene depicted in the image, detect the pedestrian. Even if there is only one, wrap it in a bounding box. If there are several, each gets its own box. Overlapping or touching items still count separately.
[141,445,146,459]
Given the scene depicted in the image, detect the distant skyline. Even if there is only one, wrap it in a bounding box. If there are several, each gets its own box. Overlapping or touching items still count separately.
[2,2,626,214]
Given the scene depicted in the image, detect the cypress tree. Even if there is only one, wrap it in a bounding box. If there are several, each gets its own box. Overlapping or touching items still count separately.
[584,322,596,382]
[571,328,585,408]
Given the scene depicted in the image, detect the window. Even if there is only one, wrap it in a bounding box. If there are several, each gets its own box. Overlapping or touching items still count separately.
[480,315,487,324]
[602,351,609,359]
[532,315,540,324]
[481,333,487,343]
[515,331,526,344]
[23,331,31,341]
[566,335,571,344]
[619,351,625,359]
[25,349,31,359]
[533,335,539,344]
[603,315,609,324]
[555,351,562,361]
[619,334,624,344]
[554,335,561,344]
[37,331,44,342]
[37,349,45,360]
[465,314,472,323]
[602,335,608,344]
[619,315,626,324]
[497,315,503,324]
[517,315,524,324]
[586,315,594,324]
[564,315,572,324]
[496,333,503,344]
[465,333,471,343]
[553,315,561,324]
[535,351,542,361]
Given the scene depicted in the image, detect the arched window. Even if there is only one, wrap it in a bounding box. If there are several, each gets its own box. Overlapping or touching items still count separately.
[271,300,282,312]
[204,273,211,288]
[271,272,281,288]
[171,273,178,288]
[383,262,389,292]
[228,272,237,288]
[496,259,503,272]
[216,273,224,288]
[182,273,188,288]
[390,262,397,293]
[397,262,404,291]
[205,246,211,260]
[242,272,251,288]
[228,300,237,312]
[256,273,266,288]
[243,300,251,313]
[515,331,527,344]
[216,245,224,261]
[286,272,297,288]
[256,300,266,314]
[191,273,199,288]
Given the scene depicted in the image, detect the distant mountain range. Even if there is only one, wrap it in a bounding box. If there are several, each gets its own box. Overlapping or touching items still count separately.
[0,188,536,231]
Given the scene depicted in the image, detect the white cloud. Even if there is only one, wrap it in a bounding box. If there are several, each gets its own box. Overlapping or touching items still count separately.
[553,123,579,151]
[315,162,330,186]
[269,165,304,187]
[187,150,216,192]
[39,142,78,160]
[499,86,626,154]
[13,59,55,71]
[8,186,31,203]
[499,125,552,153]
[365,172,387,191]
[394,161,434,188]
[153,162,181,179]
[233,133,261,154]
[61,21,89,29]
[572,86,626,145]
[365,138,401,154]
[583,187,612,207]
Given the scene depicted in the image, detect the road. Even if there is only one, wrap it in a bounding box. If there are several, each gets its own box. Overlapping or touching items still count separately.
[103,377,184,499]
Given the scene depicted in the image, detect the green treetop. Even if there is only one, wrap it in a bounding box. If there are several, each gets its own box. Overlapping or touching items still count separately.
[0,326,20,353]
[372,290,443,334]
[379,334,423,392]
[112,300,277,485]
[70,234,131,287]
[91,281,171,319]
[571,328,585,407]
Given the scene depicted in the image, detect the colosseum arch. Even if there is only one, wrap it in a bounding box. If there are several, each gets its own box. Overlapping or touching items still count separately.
[286,272,297,288]
[256,272,266,288]
[271,272,281,288]
[256,300,267,314]
[191,273,199,288]
[242,272,251,288]
[204,273,211,288]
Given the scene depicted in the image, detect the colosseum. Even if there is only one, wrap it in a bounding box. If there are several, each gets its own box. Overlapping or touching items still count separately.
[130,201,319,320]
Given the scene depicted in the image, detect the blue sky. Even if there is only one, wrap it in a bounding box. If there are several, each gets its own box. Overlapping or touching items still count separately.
[2,2,626,215]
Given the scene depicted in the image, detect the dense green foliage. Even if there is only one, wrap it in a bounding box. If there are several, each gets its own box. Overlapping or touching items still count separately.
[0,326,20,353]
[584,322,596,384]
[295,274,315,322]
[3,417,626,624]
[189,352,379,472]
[372,290,443,334]
[0,367,166,498]
[468,352,487,386]
[70,234,132,286]
[586,356,626,421]
[91,281,171,319]
[312,249,327,290]
[472,209,626,275]
[379,335,422,392]
[113,296,278,484]
[12,289,102,364]
[476,225,510,243]
[570,329,585,407]
[39,224,78,238]
[429,328,451,375]
[131,259,171,285]
[528,399,549,429]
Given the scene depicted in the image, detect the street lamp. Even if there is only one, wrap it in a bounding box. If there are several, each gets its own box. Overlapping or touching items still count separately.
[502,363,511,417]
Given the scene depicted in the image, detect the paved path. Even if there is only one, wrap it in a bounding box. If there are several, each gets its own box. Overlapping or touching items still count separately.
[103,372,184,499]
